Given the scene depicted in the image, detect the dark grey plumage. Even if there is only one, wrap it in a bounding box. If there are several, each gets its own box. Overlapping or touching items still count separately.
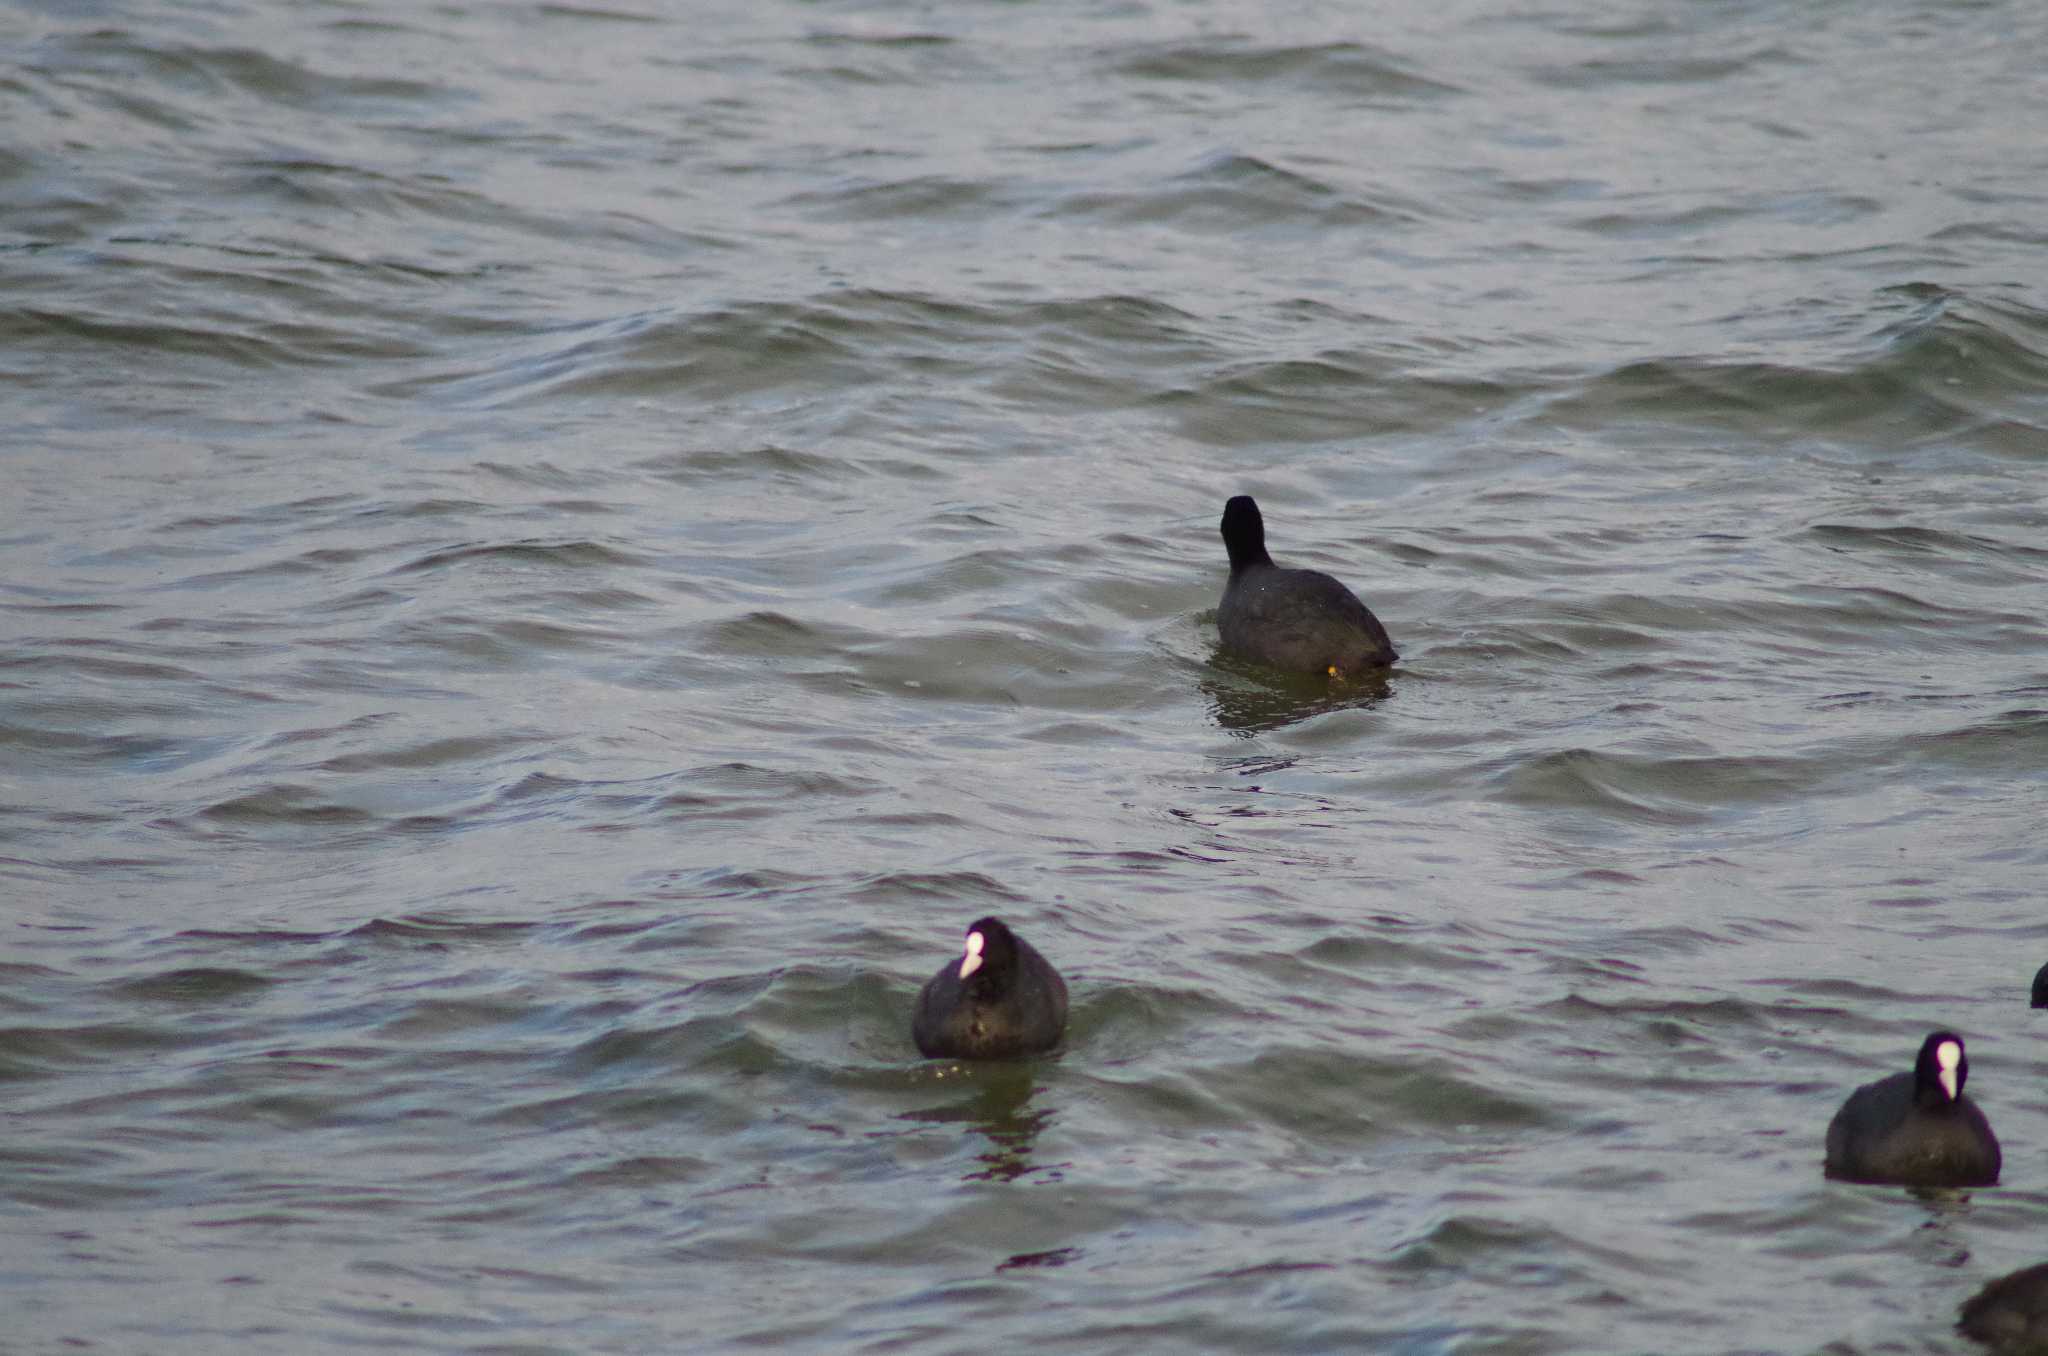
[1824,1031,2000,1187]
[1216,495,1396,678]
[911,916,1068,1060]
[1959,1262,2048,1351]
[2030,961,2048,1008]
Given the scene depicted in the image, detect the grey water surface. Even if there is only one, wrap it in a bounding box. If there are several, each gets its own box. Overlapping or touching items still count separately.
[6,0,2048,1351]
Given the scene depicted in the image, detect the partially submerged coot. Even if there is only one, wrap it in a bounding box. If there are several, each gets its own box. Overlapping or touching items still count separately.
[1217,494,1396,680]
[912,916,1068,1060]
[1824,1031,2000,1188]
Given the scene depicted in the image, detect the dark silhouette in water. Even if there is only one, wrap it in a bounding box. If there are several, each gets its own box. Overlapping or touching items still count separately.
[1959,1262,2048,1351]
[912,916,1068,1060]
[1217,495,1396,680]
[1823,1031,2000,1187]
[2030,961,2048,1008]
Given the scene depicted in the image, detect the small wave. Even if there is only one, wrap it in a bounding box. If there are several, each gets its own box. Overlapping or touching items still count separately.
[1530,44,1804,91]
[1058,151,1417,235]
[200,784,377,826]
[344,915,539,945]
[105,967,275,1003]
[634,444,848,488]
[1115,39,1461,103]
[370,300,883,407]
[390,612,628,663]
[1804,522,2048,588]
[390,538,649,576]
[1901,708,2048,775]
[1497,747,1813,826]
[782,173,1014,223]
[560,1155,713,1190]
[699,609,871,661]
[44,33,446,114]
[1547,290,2048,451]
[315,734,534,775]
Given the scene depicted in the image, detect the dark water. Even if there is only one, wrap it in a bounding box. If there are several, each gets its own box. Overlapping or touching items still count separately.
[6,0,2048,1350]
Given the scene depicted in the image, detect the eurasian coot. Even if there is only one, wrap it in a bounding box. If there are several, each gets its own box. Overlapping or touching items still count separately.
[1217,494,1396,679]
[911,916,1068,1060]
[1823,1031,2000,1187]
[1959,1262,2048,1350]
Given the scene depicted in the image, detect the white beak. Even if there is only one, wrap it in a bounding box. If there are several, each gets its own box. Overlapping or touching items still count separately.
[958,930,985,979]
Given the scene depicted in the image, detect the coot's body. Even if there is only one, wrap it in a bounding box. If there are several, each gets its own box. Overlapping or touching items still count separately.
[912,917,1068,1060]
[1824,1031,2000,1188]
[1217,495,1395,679]
[1959,1262,2048,1350]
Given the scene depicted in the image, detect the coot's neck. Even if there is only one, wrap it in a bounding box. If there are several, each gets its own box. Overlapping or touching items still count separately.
[1226,537,1272,575]
[1222,501,1274,575]
[1914,1076,1963,1110]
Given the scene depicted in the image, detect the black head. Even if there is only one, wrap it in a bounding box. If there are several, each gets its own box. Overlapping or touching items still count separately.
[2032,962,2048,1008]
[957,916,1020,987]
[1220,495,1272,573]
[1913,1030,1968,1106]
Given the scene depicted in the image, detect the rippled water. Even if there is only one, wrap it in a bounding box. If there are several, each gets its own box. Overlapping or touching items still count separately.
[7,0,2048,1350]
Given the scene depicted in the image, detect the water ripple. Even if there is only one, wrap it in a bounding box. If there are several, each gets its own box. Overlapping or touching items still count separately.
[7,0,2048,1351]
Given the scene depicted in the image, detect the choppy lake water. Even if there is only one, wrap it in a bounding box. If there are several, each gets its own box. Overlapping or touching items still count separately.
[7,0,2048,1350]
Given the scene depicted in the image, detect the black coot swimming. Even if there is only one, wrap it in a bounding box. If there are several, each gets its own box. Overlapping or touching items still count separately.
[1959,1262,2048,1350]
[2030,961,2047,1008]
[1823,1031,2000,1187]
[911,916,1068,1060]
[1217,495,1396,679]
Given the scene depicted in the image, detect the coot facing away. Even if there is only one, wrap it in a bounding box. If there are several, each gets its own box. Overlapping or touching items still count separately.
[1216,495,1396,680]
